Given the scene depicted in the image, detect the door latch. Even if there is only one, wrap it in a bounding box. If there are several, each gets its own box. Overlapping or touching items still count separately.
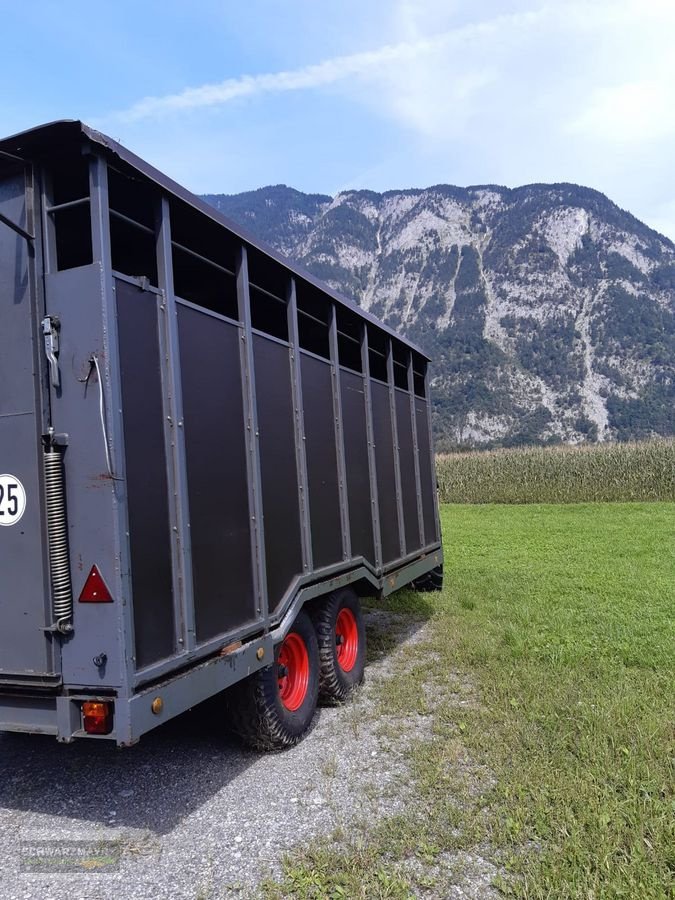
[42,316,61,389]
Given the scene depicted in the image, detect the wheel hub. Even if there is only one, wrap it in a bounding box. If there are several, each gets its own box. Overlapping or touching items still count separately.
[277,632,310,711]
[335,607,359,673]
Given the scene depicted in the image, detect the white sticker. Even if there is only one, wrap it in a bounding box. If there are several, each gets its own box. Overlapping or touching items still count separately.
[0,474,27,526]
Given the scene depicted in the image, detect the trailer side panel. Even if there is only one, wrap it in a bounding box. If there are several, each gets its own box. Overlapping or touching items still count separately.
[371,380,400,564]
[45,263,125,688]
[116,279,175,669]
[301,353,343,569]
[178,303,256,643]
[253,334,304,613]
[395,388,422,553]
[415,399,438,544]
[0,167,55,679]
[340,369,376,567]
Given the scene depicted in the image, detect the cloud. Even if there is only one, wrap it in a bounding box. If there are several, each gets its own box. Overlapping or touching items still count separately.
[95,0,675,241]
[109,33,460,123]
[104,7,540,126]
[561,0,675,145]
[569,80,675,143]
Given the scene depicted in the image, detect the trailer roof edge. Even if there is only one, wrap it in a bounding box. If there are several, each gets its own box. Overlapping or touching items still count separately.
[0,120,431,361]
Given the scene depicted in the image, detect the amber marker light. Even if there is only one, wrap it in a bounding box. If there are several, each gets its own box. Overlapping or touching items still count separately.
[82,701,113,735]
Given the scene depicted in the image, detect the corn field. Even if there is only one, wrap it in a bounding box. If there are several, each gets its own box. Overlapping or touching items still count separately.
[436,439,675,504]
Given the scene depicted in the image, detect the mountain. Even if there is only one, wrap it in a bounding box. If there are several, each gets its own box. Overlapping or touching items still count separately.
[203,184,675,450]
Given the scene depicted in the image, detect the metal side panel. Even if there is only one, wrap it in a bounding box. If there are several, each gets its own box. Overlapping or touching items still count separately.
[44,263,127,688]
[340,369,376,567]
[415,399,439,544]
[115,279,175,670]
[300,353,343,569]
[253,334,304,614]
[177,304,257,643]
[371,380,400,565]
[0,167,56,679]
[395,388,422,553]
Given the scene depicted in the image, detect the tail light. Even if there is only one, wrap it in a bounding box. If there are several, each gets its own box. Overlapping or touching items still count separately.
[82,701,113,735]
[79,565,113,602]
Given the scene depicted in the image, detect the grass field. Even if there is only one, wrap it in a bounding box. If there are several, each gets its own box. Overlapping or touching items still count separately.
[265,502,675,899]
[436,440,675,504]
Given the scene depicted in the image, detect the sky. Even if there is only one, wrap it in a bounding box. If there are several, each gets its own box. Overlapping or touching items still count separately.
[3,0,675,240]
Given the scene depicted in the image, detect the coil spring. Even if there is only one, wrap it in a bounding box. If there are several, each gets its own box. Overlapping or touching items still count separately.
[44,449,73,633]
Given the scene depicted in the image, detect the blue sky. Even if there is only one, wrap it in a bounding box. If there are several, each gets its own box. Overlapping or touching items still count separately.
[4,0,675,239]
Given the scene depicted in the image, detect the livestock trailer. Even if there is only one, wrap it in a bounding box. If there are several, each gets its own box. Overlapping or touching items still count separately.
[0,121,442,749]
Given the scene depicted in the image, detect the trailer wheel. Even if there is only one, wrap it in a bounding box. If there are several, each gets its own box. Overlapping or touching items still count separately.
[412,564,444,593]
[311,588,366,704]
[227,610,319,751]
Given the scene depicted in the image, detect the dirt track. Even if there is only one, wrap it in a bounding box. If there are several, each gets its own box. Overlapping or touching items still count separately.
[0,612,498,898]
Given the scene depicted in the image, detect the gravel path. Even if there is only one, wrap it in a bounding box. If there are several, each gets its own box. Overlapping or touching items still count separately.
[0,612,499,899]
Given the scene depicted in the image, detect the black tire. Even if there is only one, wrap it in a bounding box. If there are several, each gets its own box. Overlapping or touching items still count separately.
[412,564,444,593]
[227,610,319,751]
[310,588,366,704]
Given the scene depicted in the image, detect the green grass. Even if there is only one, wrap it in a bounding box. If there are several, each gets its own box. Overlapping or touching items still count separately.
[439,503,675,897]
[436,440,675,504]
[263,503,675,899]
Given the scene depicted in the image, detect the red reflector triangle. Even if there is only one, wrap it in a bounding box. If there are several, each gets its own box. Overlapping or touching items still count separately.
[79,565,113,603]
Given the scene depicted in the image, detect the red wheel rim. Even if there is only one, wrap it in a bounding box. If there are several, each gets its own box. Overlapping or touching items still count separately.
[335,607,359,673]
[277,632,310,711]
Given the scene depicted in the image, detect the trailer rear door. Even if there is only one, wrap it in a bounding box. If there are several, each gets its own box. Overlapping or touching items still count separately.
[0,166,58,682]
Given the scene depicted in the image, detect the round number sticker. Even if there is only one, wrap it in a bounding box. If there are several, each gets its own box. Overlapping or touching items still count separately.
[0,474,27,526]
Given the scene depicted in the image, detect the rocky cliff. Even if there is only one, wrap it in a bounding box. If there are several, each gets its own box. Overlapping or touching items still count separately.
[204,183,675,448]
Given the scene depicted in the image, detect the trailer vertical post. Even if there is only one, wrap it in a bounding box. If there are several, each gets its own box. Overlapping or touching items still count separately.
[29,164,52,510]
[88,153,135,689]
[361,324,382,571]
[386,338,406,558]
[156,195,196,652]
[328,303,351,562]
[236,245,269,623]
[287,277,313,574]
[424,364,441,544]
[39,167,57,276]
[28,165,55,637]
[407,352,426,548]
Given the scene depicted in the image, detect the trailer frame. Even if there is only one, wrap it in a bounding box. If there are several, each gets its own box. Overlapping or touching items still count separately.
[0,121,443,746]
